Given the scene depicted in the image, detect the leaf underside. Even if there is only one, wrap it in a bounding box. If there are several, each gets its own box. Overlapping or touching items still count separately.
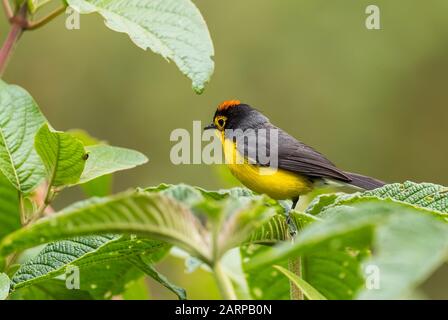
[0,81,46,194]
[67,0,214,93]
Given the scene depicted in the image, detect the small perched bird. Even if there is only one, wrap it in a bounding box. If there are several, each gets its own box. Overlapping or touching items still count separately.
[204,100,385,212]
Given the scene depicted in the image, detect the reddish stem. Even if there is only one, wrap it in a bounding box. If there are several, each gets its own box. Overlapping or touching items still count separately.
[0,23,22,76]
[0,5,27,77]
[2,0,13,19]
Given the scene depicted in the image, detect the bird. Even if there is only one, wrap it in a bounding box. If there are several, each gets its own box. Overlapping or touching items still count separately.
[204,100,385,214]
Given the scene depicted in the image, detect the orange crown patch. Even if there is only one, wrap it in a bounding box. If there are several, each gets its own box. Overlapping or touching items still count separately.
[218,100,241,111]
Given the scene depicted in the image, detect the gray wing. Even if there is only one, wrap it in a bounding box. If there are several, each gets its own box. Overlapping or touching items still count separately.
[276,129,351,181]
[234,124,351,182]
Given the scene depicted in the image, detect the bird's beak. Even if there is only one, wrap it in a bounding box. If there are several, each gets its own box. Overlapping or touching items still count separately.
[204,123,216,130]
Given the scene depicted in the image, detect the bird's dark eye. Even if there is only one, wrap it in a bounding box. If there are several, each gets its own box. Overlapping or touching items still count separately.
[214,116,227,130]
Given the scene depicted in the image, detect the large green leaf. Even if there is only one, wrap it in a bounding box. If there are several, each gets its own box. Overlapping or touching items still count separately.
[307,181,448,217]
[11,235,180,299]
[12,234,118,288]
[146,184,286,246]
[241,245,289,300]
[364,181,448,213]
[35,124,88,187]
[146,184,280,254]
[243,221,364,300]
[79,145,148,184]
[302,250,364,300]
[0,172,20,239]
[0,186,280,267]
[0,81,46,194]
[357,212,448,299]
[0,192,211,262]
[67,0,214,93]
[247,201,448,299]
[215,198,276,257]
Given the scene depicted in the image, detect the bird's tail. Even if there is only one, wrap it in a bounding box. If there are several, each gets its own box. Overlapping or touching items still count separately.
[344,172,385,190]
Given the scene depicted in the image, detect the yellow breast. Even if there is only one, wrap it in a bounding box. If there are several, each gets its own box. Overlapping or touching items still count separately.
[220,133,312,200]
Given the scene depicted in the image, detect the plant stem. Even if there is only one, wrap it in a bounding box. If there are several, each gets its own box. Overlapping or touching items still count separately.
[0,5,27,76]
[27,5,66,30]
[213,262,237,300]
[25,183,55,225]
[18,192,26,225]
[287,203,304,300]
[0,23,22,76]
[2,0,13,19]
[0,3,65,76]
[288,256,304,300]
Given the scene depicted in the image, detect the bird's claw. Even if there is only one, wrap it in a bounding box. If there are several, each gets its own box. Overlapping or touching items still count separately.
[286,214,297,239]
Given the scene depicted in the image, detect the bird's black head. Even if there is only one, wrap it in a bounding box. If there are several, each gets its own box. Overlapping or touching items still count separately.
[204,100,269,132]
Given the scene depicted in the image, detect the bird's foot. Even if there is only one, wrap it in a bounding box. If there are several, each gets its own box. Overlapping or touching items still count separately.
[285,197,299,239]
[286,212,297,239]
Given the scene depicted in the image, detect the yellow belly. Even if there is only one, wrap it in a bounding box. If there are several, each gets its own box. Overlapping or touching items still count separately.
[220,134,312,200]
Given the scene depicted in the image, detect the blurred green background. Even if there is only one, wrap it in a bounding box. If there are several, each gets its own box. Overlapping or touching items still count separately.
[1,0,448,299]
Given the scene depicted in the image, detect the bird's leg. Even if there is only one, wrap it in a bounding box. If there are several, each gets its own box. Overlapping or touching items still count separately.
[286,196,299,238]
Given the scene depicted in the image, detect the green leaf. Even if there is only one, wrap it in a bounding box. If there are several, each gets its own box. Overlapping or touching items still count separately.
[243,216,363,300]
[145,184,285,247]
[247,201,448,299]
[305,193,343,215]
[35,124,87,187]
[145,183,208,206]
[0,186,279,267]
[11,235,172,299]
[74,258,142,299]
[0,81,46,194]
[357,211,448,299]
[247,211,320,245]
[302,250,364,300]
[145,184,263,207]
[10,279,93,300]
[216,197,276,257]
[12,235,117,289]
[67,0,214,93]
[0,172,20,239]
[0,192,211,263]
[246,203,385,271]
[308,181,448,218]
[246,215,288,245]
[241,245,289,300]
[130,255,186,300]
[79,145,148,184]
[68,129,113,196]
[273,265,327,300]
[0,273,10,300]
[364,181,448,213]
[145,183,283,249]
